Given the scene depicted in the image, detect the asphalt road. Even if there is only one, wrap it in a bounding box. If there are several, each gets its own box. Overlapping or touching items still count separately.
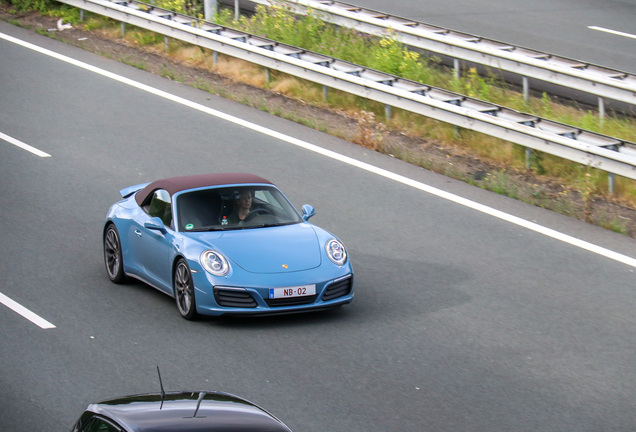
[347,0,636,74]
[2,20,636,432]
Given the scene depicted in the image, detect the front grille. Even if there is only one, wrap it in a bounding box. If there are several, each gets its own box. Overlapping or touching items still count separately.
[214,288,257,308]
[322,277,352,301]
[265,294,317,307]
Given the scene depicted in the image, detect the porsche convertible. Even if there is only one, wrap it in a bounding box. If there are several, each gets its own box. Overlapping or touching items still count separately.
[103,173,354,319]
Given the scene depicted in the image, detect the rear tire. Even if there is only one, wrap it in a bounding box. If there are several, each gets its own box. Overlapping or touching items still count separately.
[104,224,126,284]
[174,259,198,320]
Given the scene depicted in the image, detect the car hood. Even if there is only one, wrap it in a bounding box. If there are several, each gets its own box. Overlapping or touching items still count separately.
[195,223,322,274]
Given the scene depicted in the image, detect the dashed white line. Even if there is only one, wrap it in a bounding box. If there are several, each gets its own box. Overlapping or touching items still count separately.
[0,292,56,329]
[589,26,636,40]
[2,31,636,270]
[0,131,51,157]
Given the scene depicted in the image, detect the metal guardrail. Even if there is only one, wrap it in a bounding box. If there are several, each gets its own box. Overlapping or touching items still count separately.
[247,0,636,109]
[59,0,636,181]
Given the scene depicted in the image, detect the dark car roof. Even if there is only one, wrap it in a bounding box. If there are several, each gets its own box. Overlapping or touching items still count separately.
[88,391,291,432]
[135,173,273,206]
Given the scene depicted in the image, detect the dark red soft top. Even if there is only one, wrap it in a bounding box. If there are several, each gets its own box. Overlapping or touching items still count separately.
[135,173,273,206]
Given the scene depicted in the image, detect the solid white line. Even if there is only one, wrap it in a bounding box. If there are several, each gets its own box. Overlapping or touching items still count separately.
[0,131,51,157]
[588,26,636,40]
[0,292,56,329]
[2,31,636,269]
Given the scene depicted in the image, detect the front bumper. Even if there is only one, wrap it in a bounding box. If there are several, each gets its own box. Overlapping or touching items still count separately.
[191,267,354,316]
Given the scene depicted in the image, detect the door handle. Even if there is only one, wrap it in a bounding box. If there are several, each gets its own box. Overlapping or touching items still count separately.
[134,229,142,238]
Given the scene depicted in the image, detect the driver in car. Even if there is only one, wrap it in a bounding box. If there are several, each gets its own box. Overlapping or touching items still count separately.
[227,189,253,224]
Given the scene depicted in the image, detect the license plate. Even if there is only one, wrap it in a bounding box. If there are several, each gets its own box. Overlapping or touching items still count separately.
[269,284,316,299]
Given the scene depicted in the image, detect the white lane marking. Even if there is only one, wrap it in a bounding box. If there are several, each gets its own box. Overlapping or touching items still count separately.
[0,292,56,329]
[2,31,636,269]
[0,131,51,157]
[588,26,636,40]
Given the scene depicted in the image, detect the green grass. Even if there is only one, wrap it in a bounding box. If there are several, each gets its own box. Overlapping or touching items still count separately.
[192,78,213,93]
[599,215,628,235]
[480,170,519,199]
[120,56,147,70]
[159,65,185,81]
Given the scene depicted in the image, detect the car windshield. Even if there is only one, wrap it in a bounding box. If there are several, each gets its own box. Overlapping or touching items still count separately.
[176,185,302,232]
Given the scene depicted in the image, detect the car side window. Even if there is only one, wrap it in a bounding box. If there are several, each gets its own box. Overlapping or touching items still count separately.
[147,189,172,227]
[81,416,122,432]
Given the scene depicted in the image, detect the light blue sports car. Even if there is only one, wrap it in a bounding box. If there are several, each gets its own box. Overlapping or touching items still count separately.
[103,173,354,319]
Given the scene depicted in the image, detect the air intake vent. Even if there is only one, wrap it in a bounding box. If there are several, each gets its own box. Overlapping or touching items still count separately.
[214,288,257,308]
[265,295,317,307]
[322,277,352,301]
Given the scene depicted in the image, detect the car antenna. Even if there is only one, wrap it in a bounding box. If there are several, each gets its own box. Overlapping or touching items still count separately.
[156,366,166,410]
[192,391,207,418]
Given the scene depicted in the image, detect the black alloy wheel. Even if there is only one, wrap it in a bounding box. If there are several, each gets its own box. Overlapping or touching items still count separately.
[174,259,198,320]
[104,224,126,284]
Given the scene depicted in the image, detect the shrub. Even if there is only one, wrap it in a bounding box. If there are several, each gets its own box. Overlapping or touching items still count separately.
[8,0,56,13]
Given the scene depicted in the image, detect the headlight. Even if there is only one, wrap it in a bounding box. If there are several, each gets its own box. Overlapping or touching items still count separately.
[200,250,230,276]
[326,239,347,266]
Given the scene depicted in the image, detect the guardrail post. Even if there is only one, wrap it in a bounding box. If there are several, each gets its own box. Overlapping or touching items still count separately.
[525,147,532,169]
[203,0,217,21]
[234,0,239,21]
[213,51,218,65]
[121,22,126,37]
[453,59,460,79]
[164,35,169,52]
[80,9,84,21]
[384,104,391,120]
[598,96,605,124]
[523,77,529,103]
[266,67,271,83]
[608,172,615,195]
[322,85,328,101]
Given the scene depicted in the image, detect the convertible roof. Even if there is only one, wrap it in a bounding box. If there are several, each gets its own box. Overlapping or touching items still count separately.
[135,173,273,206]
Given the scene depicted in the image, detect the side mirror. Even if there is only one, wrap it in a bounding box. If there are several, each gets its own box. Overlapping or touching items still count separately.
[301,204,315,221]
[144,217,167,233]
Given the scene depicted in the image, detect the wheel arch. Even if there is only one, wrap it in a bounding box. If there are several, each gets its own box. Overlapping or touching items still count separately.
[103,219,116,239]
[171,254,189,293]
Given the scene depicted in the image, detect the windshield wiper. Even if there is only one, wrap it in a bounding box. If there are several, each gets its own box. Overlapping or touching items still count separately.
[239,224,266,230]
[272,221,298,227]
[187,226,230,232]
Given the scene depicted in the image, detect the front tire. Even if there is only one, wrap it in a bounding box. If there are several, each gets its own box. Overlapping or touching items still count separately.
[174,259,198,320]
[104,224,126,284]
